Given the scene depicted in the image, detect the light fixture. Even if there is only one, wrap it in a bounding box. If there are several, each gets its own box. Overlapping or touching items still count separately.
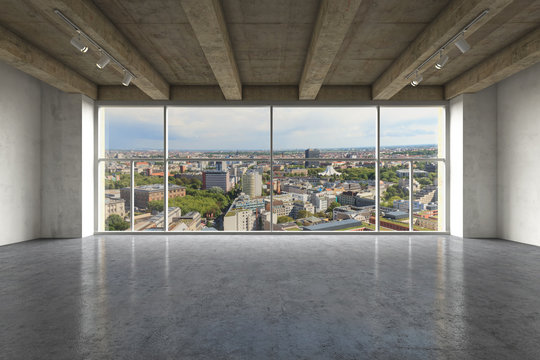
[454,35,471,53]
[410,71,423,87]
[55,9,136,86]
[122,70,133,86]
[96,52,111,69]
[70,34,88,53]
[404,9,489,83]
[435,51,449,70]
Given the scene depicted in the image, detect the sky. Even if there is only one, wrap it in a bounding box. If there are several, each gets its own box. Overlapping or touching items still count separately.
[103,106,444,151]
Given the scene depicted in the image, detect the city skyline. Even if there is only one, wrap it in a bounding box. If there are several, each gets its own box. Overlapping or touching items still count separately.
[103,106,443,151]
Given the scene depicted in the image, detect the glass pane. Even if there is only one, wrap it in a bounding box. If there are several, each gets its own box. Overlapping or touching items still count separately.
[271,160,376,231]
[379,162,410,231]
[168,107,270,159]
[413,161,444,231]
[129,161,166,231]
[100,107,164,159]
[100,161,131,232]
[380,107,445,159]
[273,107,376,159]
[166,160,270,231]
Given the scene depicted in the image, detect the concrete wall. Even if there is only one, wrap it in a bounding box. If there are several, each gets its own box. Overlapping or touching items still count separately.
[0,61,94,245]
[450,86,498,238]
[41,85,94,238]
[497,63,540,246]
[0,62,42,246]
[451,63,540,245]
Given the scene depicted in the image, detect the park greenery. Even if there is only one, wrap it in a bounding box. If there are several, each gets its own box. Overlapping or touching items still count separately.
[148,187,237,218]
[277,216,293,223]
[325,201,340,216]
[296,210,313,219]
[105,214,129,231]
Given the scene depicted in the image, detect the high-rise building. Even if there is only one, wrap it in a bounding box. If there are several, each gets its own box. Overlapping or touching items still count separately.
[305,148,321,168]
[202,170,231,192]
[242,171,262,197]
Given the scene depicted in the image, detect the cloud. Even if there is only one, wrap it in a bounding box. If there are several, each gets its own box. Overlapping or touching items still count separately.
[102,105,444,151]
[168,107,270,150]
[104,107,164,150]
[273,107,376,150]
[380,107,443,146]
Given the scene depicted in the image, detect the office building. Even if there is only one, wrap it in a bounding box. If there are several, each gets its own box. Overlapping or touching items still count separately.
[305,148,321,168]
[202,170,231,192]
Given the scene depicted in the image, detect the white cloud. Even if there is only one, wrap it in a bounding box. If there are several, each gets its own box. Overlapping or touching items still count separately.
[102,105,445,150]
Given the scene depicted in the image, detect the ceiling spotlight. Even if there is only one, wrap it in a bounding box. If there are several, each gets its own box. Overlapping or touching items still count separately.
[410,71,423,87]
[96,53,110,69]
[435,51,449,70]
[122,70,133,86]
[455,35,471,53]
[70,34,88,53]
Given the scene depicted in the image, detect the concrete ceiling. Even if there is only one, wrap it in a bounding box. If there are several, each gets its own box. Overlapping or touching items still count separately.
[0,0,538,100]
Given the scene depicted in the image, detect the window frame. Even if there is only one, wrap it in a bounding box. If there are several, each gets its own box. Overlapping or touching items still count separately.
[95,101,449,234]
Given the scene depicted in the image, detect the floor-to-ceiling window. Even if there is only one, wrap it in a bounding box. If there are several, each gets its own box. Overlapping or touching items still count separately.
[97,105,446,232]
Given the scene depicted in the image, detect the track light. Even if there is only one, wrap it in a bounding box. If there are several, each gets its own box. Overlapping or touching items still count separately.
[57,10,137,86]
[435,51,449,70]
[96,53,110,69]
[404,9,488,84]
[122,70,133,86]
[410,71,423,87]
[455,35,471,54]
[70,35,88,53]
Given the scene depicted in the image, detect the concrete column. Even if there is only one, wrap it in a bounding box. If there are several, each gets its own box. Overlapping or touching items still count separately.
[41,84,94,238]
[450,86,497,238]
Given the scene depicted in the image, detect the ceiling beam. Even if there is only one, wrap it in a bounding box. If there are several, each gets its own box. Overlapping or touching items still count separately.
[97,85,445,102]
[445,27,540,99]
[299,0,363,100]
[180,0,242,100]
[0,24,97,99]
[372,0,515,100]
[27,0,169,100]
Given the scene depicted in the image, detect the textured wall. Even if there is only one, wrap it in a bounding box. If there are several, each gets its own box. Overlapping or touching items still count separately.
[450,86,498,238]
[463,86,498,238]
[0,62,42,246]
[40,84,94,238]
[497,63,540,246]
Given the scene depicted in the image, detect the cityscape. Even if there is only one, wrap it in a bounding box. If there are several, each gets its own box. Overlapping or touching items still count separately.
[102,145,442,232]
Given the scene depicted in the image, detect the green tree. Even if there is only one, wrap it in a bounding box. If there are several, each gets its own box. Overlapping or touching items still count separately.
[417,177,431,186]
[308,167,324,176]
[382,195,402,208]
[326,201,340,213]
[384,184,408,201]
[208,186,225,194]
[148,201,164,212]
[105,214,129,231]
[277,216,293,223]
[297,210,313,219]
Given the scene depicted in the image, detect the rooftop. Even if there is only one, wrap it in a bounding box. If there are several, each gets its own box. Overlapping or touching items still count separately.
[303,219,363,231]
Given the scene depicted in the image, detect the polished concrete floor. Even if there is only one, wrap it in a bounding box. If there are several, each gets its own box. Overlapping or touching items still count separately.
[1,235,539,359]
